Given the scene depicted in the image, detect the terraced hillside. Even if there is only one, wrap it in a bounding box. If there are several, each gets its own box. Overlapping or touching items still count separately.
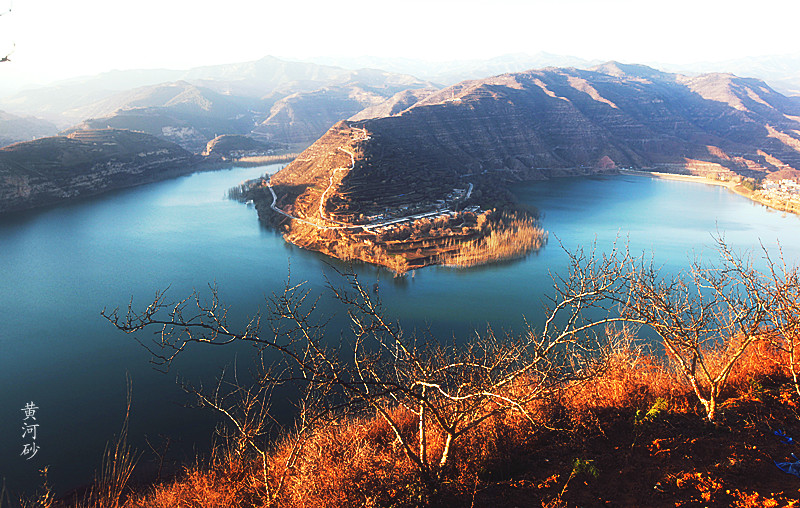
[0,129,197,213]
[247,63,800,272]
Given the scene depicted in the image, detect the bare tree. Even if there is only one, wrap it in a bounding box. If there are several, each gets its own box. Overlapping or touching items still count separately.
[180,362,331,505]
[549,236,791,422]
[103,262,619,501]
[624,239,774,421]
[759,244,800,396]
[1,1,12,63]
[321,267,616,495]
[102,237,798,507]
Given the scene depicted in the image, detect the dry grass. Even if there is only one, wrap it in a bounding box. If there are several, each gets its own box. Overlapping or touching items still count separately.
[440,212,547,268]
[562,329,690,416]
[41,334,798,508]
[706,334,788,395]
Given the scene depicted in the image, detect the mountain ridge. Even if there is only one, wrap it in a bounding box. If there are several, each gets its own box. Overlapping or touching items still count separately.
[254,64,800,271]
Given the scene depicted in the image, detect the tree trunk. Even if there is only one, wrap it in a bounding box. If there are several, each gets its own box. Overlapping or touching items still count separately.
[439,432,453,469]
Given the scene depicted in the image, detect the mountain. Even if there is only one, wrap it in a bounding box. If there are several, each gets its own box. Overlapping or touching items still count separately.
[62,81,263,152]
[0,56,433,124]
[69,72,432,151]
[349,88,439,121]
[269,63,800,227]
[0,110,58,147]
[0,129,197,214]
[63,80,263,121]
[665,53,800,97]
[252,82,434,145]
[311,52,800,99]
[0,69,187,126]
[1,56,435,153]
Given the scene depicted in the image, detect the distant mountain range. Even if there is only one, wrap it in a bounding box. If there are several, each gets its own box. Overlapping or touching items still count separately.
[3,53,800,157]
[0,110,58,147]
[662,54,800,97]
[306,52,800,97]
[0,56,433,152]
[304,52,600,86]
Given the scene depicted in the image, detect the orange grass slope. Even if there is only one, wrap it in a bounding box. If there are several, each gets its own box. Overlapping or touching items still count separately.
[116,334,800,508]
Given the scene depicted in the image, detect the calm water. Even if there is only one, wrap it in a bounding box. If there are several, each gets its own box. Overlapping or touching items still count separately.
[1,168,799,496]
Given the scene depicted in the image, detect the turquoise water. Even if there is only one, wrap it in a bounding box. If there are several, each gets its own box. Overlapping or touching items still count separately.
[1,168,798,495]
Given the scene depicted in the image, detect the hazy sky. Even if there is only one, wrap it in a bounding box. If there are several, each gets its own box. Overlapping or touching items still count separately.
[1,0,799,85]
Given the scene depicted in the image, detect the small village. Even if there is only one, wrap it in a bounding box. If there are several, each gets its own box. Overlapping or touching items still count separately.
[357,184,477,230]
[758,178,800,205]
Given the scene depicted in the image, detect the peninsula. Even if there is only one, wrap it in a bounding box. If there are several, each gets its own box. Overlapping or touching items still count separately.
[236,122,546,273]
[241,63,800,272]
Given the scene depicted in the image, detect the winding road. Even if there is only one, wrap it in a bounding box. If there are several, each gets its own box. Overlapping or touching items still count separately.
[264,125,473,231]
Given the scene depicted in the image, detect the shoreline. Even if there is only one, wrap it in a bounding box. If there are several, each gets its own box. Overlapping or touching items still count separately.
[617,168,735,188]
[618,168,799,216]
[0,153,299,217]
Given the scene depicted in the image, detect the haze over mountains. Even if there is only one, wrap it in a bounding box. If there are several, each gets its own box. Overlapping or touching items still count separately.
[0,110,57,146]
[3,53,800,153]
[0,56,433,152]
[304,52,601,87]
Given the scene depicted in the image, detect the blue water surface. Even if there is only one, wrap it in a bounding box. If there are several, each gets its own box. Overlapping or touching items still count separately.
[1,168,798,496]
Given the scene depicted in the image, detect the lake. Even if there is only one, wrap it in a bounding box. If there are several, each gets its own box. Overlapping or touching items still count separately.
[1,166,799,496]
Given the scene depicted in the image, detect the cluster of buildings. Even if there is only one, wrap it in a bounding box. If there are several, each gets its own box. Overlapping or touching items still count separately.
[759,179,800,204]
[362,186,478,230]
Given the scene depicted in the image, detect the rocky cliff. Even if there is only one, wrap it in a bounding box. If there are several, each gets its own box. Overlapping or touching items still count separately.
[0,129,197,214]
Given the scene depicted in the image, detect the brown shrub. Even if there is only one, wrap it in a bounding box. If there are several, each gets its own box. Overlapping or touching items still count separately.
[268,408,423,508]
[562,328,688,416]
[706,336,788,396]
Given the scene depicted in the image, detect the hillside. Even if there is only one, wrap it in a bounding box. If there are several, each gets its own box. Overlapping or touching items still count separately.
[252,83,434,145]
[278,63,800,191]
[0,110,58,147]
[0,129,197,213]
[202,134,283,158]
[349,87,439,121]
[251,64,800,271]
[63,81,262,153]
